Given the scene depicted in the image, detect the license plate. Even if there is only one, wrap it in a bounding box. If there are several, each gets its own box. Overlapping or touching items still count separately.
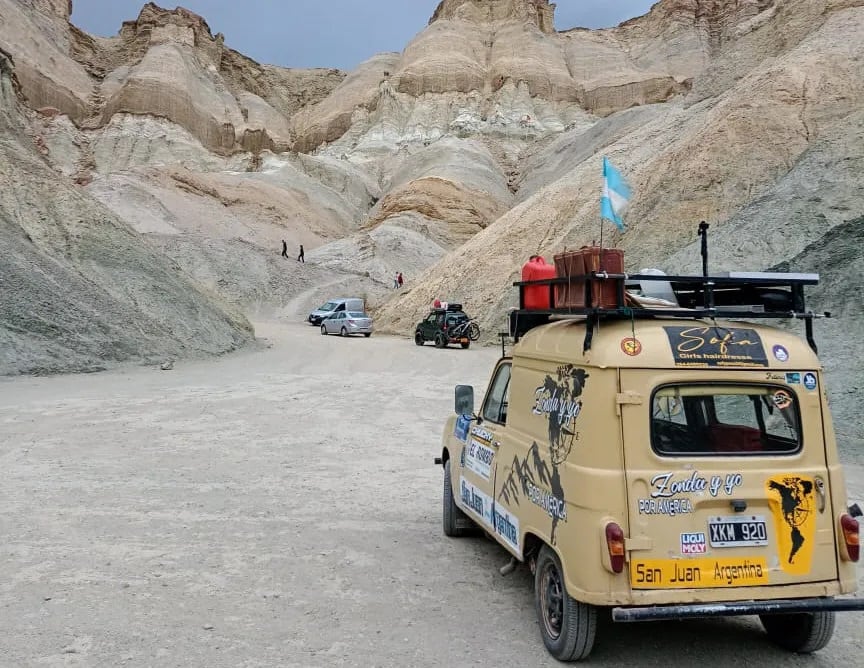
[708,515,768,547]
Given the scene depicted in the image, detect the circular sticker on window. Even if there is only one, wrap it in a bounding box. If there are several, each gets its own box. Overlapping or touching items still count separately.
[772,344,790,362]
[772,390,793,410]
[803,372,818,391]
[621,337,643,357]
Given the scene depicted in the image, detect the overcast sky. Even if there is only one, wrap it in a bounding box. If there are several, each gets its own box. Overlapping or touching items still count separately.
[71,1,656,70]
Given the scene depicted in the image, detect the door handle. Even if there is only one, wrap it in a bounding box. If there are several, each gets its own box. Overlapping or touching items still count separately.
[815,477,826,513]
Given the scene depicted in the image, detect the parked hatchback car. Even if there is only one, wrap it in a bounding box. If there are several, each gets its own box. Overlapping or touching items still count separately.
[320,311,373,337]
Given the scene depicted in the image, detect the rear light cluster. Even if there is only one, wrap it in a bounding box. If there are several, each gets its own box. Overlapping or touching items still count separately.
[840,514,859,562]
[605,522,626,573]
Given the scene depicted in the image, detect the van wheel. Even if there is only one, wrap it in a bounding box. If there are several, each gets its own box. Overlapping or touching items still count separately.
[320,325,328,335]
[434,333,447,348]
[461,342,470,349]
[340,327,348,337]
[443,460,473,537]
[759,611,835,653]
[364,333,371,338]
[535,545,597,661]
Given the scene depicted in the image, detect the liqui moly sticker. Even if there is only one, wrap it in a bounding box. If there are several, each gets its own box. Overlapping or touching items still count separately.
[681,532,707,554]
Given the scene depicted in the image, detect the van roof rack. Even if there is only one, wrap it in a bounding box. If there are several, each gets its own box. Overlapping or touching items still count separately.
[510,271,830,354]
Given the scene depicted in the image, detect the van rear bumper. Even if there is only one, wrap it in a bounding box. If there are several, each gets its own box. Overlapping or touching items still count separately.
[613,597,864,622]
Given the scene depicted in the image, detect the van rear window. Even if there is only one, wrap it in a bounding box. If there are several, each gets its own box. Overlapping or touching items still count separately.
[651,385,801,456]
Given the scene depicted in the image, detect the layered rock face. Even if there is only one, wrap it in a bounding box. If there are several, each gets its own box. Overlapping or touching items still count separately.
[0,1,345,155]
[0,45,253,375]
[430,0,556,33]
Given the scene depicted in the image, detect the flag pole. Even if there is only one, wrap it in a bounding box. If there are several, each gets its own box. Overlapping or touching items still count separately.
[599,214,604,252]
[599,157,605,272]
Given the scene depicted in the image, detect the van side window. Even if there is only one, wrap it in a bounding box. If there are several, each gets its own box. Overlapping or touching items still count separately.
[651,384,801,456]
[483,363,512,425]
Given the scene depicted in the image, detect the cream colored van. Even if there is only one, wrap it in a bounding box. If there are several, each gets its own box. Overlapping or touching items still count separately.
[437,270,862,661]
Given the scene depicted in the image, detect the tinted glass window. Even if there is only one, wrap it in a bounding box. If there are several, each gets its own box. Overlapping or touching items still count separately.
[348,312,367,318]
[483,363,512,425]
[651,385,801,456]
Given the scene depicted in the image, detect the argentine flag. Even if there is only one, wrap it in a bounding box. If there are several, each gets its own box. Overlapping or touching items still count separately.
[600,157,632,231]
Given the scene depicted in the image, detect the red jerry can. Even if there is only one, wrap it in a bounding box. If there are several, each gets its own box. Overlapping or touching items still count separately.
[521,256,557,309]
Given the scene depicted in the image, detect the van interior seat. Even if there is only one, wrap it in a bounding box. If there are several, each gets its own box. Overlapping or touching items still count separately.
[706,424,763,453]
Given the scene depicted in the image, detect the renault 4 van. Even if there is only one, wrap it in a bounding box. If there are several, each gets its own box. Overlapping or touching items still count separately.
[436,266,863,662]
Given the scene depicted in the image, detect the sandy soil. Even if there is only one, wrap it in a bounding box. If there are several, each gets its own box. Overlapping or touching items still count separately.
[0,321,861,667]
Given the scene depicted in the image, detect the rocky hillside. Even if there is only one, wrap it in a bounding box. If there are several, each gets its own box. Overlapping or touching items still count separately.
[0,44,253,375]
[0,0,862,447]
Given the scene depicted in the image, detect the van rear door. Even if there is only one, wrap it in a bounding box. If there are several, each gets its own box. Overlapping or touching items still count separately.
[620,369,837,592]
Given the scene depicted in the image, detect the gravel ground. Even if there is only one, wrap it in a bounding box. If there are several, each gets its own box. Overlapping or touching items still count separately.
[0,321,861,667]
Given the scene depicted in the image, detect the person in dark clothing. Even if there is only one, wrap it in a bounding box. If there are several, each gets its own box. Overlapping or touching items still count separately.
[297,245,305,263]
[397,272,404,288]
[281,240,288,258]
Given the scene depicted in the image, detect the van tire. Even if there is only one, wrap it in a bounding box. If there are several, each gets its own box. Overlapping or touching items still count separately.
[759,611,835,653]
[461,342,470,349]
[443,460,473,537]
[364,333,371,338]
[535,545,597,661]
[434,333,447,348]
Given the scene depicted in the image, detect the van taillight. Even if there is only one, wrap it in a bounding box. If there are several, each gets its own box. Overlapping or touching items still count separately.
[605,522,626,573]
[840,514,859,562]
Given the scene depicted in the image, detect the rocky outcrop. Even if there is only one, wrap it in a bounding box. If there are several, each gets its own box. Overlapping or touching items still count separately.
[1,1,345,158]
[291,53,400,154]
[0,46,253,375]
[430,0,556,34]
[0,0,92,121]
[295,0,782,153]
[27,0,72,20]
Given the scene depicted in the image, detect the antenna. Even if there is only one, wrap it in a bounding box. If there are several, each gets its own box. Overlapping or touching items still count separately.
[698,221,710,277]
[499,332,509,357]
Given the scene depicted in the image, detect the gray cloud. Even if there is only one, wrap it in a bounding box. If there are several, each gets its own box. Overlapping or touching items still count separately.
[71,0,656,70]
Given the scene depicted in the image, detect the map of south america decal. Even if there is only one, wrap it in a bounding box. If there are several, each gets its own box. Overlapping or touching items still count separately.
[766,474,816,575]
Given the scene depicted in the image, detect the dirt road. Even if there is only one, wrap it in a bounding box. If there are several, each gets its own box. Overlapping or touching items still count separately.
[1,321,861,667]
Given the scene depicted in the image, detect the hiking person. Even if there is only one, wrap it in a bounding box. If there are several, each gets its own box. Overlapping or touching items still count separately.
[393,272,399,289]
[297,244,305,263]
[281,240,288,259]
[397,272,404,288]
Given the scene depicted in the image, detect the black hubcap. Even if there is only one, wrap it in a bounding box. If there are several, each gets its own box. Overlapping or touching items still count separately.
[541,562,564,640]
